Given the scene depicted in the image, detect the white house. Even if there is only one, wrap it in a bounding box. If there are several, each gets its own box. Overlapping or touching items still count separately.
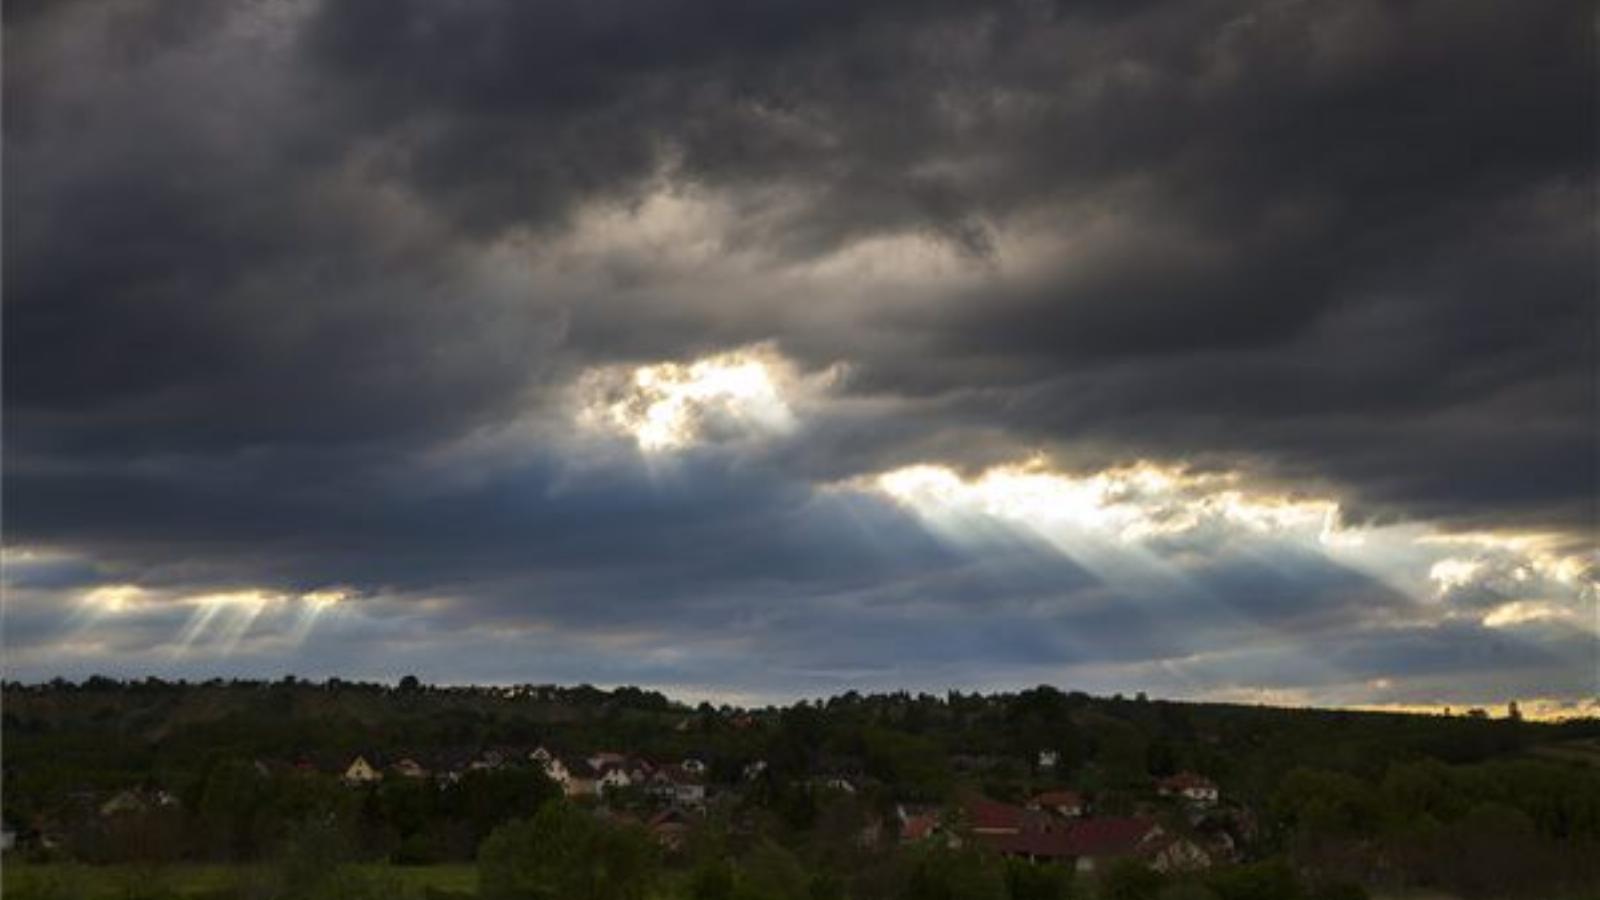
[343,756,383,785]
[597,765,633,794]
[681,756,708,776]
[535,753,571,788]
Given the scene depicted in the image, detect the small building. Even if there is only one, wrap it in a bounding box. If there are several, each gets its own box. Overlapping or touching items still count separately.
[536,754,572,789]
[562,760,599,798]
[649,765,706,807]
[392,758,430,779]
[1157,772,1219,806]
[1037,749,1059,769]
[1029,790,1086,818]
[681,756,708,776]
[343,755,383,784]
[596,764,633,794]
[100,789,147,817]
[1060,817,1166,874]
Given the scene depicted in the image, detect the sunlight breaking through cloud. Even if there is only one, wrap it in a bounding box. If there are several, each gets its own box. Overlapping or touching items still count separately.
[864,459,1597,635]
[575,344,838,452]
[71,585,353,659]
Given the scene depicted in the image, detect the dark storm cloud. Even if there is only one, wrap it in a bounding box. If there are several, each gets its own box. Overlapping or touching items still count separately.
[3,0,1592,703]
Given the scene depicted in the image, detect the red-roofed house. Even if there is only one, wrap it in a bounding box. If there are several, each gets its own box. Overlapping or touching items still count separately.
[963,796,1026,835]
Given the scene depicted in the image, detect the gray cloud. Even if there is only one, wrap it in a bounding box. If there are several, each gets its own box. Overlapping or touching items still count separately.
[3,0,1592,707]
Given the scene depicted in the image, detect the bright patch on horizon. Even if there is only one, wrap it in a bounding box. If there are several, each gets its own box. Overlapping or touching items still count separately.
[577,344,833,452]
[865,459,1596,632]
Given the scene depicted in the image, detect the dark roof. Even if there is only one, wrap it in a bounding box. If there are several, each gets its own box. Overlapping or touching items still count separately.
[1062,817,1161,857]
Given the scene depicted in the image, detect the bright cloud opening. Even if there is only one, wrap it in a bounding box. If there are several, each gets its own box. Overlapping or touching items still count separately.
[576,344,833,451]
[870,460,1343,546]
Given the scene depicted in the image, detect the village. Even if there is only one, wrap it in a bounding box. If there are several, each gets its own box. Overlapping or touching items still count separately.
[11,733,1242,881]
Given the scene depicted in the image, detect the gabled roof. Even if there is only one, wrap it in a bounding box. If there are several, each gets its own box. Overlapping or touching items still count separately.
[963,796,1026,832]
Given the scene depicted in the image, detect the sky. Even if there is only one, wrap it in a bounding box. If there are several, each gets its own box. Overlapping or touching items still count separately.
[3,0,1595,715]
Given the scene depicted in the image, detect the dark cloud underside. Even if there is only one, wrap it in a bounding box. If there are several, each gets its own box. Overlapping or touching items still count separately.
[2,0,1592,704]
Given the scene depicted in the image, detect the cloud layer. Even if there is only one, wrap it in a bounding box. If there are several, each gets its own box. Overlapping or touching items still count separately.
[4,0,1594,712]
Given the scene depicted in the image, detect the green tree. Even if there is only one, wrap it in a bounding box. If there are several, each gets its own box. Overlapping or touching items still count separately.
[478,802,660,900]
[1004,857,1075,900]
[1099,859,1165,900]
[899,842,1007,900]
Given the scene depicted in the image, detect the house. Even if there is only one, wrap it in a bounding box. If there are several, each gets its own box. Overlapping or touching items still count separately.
[681,756,708,776]
[1157,772,1219,806]
[596,763,633,794]
[343,755,383,784]
[534,753,571,789]
[100,789,147,817]
[810,775,858,795]
[587,751,627,771]
[99,788,177,817]
[963,796,1027,836]
[896,803,943,843]
[953,794,1178,874]
[392,758,430,779]
[989,816,1166,872]
[649,765,706,807]
[1037,749,1059,769]
[561,760,600,798]
[1062,817,1165,873]
[1029,790,1086,819]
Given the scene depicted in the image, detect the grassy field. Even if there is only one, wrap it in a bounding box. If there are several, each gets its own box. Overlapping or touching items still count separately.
[0,862,478,898]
